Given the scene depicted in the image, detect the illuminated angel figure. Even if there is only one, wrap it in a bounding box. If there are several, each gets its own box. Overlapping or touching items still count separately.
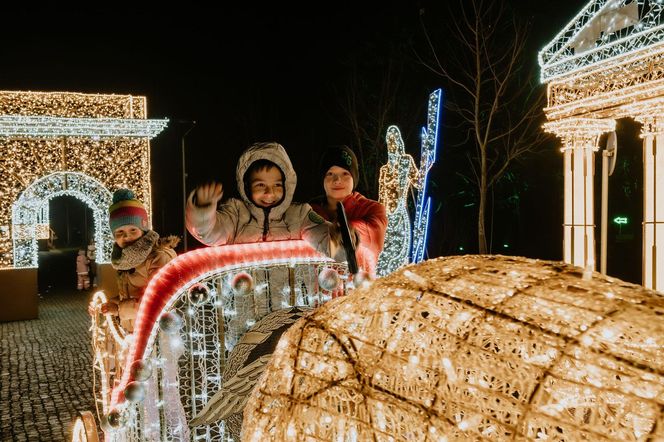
[376,125,428,276]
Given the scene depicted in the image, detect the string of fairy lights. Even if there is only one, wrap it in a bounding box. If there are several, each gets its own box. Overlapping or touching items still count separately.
[0,91,165,269]
[0,91,148,118]
[0,115,168,138]
[411,88,442,264]
[376,125,428,276]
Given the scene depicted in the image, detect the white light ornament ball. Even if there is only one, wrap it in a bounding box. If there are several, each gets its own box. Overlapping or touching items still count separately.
[318,267,340,291]
[353,270,372,288]
[102,408,127,431]
[188,283,210,305]
[130,359,153,382]
[232,271,254,296]
[159,312,183,335]
[124,381,146,403]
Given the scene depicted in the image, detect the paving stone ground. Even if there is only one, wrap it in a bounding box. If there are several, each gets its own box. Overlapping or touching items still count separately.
[1,289,98,441]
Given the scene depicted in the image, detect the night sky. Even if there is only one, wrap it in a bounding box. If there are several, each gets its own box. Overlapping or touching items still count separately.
[3,2,643,283]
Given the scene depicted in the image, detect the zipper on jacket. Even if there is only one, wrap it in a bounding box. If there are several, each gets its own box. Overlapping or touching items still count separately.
[262,208,270,241]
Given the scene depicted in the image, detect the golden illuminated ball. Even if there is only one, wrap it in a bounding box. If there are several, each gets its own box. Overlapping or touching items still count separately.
[243,255,664,441]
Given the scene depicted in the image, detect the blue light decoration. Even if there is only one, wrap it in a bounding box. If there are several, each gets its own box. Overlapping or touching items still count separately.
[376,89,442,277]
[411,89,442,263]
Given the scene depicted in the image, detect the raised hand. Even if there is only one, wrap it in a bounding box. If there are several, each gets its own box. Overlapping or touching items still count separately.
[100,302,118,315]
[195,182,223,206]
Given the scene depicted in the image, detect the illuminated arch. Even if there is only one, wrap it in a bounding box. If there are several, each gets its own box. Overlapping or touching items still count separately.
[0,91,168,270]
[12,171,113,268]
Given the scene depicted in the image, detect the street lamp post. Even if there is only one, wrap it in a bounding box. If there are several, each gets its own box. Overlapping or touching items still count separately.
[180,121,197,252]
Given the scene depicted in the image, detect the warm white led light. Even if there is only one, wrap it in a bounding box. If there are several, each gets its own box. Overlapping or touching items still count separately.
[0,91,162,269]
[376,125,428,276]
[540,3,664,287]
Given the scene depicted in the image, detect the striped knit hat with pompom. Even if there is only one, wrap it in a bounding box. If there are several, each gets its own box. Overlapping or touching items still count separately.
[109,189,149,232]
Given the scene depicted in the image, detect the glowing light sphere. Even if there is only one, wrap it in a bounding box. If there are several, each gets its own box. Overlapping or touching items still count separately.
[187,283,210,305]
[231,271,254,296]
[352,269,372,288]
[124,381,146,403]
[318,267,340,291]
[158,312,182,335]
[244,255,664,441]
[102,408,126,431]
[129,359,152,382]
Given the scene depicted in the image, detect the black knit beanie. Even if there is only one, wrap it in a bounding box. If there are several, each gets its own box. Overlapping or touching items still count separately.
[319,145,359,190]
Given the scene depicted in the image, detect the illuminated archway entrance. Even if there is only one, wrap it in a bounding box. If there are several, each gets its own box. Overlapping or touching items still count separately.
[539,0,664,289]
[13,171,113,268]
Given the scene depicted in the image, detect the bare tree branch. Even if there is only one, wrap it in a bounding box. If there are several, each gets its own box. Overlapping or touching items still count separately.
[419,0,546,253]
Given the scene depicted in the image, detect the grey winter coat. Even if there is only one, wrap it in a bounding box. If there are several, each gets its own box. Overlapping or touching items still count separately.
[186,142,333,256]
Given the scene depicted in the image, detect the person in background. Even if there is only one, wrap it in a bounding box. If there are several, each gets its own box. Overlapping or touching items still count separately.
[99,189,179,332]
[76,249,90,290]
[86,239,97,288]
[309,145,387,276]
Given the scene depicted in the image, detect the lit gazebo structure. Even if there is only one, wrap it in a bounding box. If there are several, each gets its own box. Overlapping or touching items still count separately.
[0,91,167,320]
[539,0,664,290]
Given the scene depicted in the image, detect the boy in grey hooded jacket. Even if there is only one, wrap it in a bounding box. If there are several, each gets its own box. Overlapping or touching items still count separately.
[186,142,337,257]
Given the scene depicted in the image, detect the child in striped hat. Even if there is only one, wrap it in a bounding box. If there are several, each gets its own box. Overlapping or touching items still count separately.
[100,189,179,331]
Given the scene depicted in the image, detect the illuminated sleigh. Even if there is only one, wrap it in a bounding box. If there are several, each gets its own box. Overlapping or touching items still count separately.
[78,240,351,441]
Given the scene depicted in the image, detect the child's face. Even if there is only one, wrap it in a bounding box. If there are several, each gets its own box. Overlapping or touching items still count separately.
[113,225,144,248]
[249,166,284,208]
[324,166,354,202]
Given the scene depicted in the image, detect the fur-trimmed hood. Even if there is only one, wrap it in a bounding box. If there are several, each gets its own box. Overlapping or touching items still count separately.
[235,142,296,221]
[112,231,180,271]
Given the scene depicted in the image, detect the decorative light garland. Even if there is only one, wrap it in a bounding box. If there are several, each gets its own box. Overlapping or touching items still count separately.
[411,89,442,264]
[546,43,664,113]
[0,115,168,138]
[0,91,163,269]
[543,118,616,149]
[89,289,128,433]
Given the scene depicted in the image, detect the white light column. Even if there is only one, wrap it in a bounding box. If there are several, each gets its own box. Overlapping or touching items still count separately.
[544,118,616,270]
[634,114,664,290]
